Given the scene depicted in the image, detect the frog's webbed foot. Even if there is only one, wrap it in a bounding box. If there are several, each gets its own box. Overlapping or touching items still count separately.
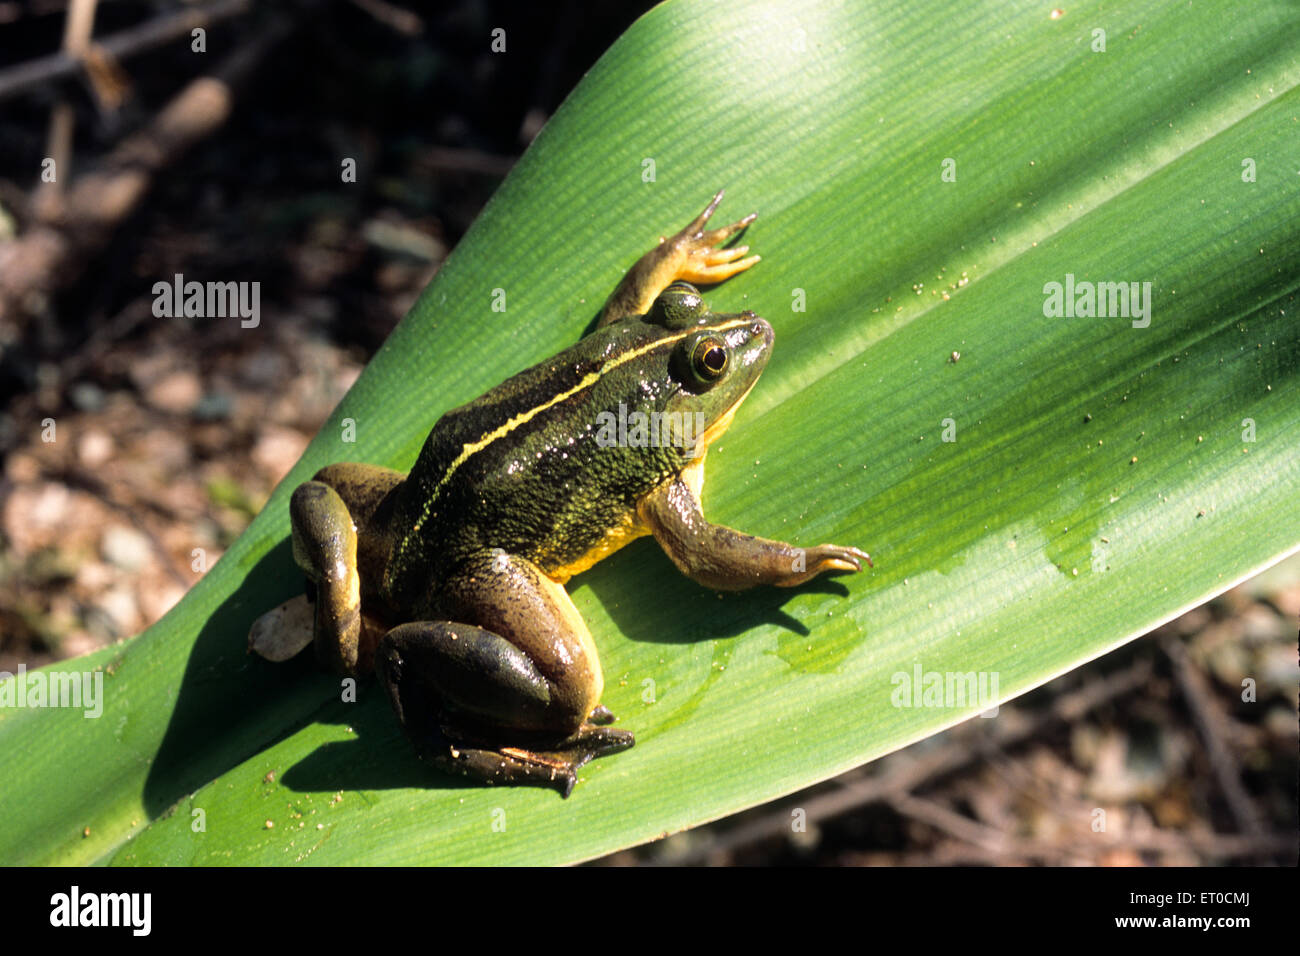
[670,189,761,285]
[598,189,760,327]
[775,544,873,588]
[501,724,635,797]
[407,720,634,798]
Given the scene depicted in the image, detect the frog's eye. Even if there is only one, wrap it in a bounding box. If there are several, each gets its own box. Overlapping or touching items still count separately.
[649,281,708,329]
[690,336,729,383]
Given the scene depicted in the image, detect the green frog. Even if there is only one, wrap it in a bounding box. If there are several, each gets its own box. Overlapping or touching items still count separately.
[249,192,871,796]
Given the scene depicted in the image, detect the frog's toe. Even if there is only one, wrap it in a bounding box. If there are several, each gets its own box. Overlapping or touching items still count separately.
[670,208,758,284]
[681,188,727,236]
[677,188,753,238]
[695,212,757,247]
[662,192,759,284]
[566,724,635,759]
[429,743,582,797]
[480,728,633,797]
[808,544,873,575]
[699,242,751,265]
[407,721,633,797]
[680,248,762,284]
[513,727,634,794]
[537,727,636,791]
[773,544,873,587]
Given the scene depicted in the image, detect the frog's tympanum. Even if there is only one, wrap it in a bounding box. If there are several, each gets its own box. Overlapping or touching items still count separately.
[249,192,870,796]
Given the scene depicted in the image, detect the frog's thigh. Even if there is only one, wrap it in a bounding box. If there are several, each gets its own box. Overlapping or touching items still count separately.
[289,480,362,673]
[387,550,603,735]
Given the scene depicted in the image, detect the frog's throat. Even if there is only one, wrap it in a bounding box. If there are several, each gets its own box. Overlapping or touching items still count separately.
[695,375,758,455]
[399,315,759,552]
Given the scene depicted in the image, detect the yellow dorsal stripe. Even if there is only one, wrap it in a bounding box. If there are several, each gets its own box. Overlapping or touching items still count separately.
[401,316,756,549]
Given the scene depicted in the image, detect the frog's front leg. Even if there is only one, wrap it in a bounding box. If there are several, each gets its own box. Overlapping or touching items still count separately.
[598,189,760,327]
[639,478,871,590]
[375,550,633,797]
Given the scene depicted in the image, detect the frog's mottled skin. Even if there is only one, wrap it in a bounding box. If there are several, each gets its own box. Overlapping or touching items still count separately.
[249,192,870,796]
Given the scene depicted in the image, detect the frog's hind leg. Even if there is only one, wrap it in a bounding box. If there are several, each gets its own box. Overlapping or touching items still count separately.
[284,464,404,675]
[287,480,363,674]
[374,550,633,796]
[377,633,632,797]
[597,189,760,327]
[376,619,633,797]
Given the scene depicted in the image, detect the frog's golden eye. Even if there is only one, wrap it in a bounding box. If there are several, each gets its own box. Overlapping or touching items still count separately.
[691,336,728,382]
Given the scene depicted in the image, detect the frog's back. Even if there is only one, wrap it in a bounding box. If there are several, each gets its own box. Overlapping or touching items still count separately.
[382,322,683,610]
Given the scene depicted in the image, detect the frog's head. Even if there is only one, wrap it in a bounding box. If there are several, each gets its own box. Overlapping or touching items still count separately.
[643,281,773,458]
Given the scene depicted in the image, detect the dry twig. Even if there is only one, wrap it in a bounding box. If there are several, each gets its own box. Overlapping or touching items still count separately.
[1160,634,1266,838]
[0,0,252,103]
[0,9,296,331]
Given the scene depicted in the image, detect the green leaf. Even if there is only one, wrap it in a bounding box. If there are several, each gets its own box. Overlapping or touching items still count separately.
[3,0,1298,865]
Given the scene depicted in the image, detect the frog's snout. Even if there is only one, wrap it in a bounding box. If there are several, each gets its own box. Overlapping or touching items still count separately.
[730,312,773,375]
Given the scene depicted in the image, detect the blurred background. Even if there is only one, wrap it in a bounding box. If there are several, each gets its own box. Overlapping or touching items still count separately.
[0,0,1295,865]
